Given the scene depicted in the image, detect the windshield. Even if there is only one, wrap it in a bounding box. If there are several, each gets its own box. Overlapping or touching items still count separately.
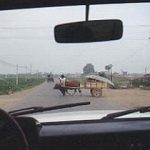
[0,3,150,112]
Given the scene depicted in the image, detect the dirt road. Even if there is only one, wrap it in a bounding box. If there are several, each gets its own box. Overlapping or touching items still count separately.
[0,82,150,111]
[0,83,44,110]
[103,88,150,108]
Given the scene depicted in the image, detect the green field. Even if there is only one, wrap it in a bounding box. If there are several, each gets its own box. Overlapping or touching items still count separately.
[0,78,45,95]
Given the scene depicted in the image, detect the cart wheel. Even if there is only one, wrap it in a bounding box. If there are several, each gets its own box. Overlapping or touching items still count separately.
[90,88,102,97]
[66,89,76,96]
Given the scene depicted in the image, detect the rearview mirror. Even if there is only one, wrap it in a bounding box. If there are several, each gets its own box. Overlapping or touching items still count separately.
[54,19,123,43]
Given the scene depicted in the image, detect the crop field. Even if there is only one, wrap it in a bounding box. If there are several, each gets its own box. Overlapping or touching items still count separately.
[0,78,45,95]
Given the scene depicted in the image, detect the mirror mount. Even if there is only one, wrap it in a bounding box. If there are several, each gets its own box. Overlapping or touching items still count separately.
[85,4,90,21]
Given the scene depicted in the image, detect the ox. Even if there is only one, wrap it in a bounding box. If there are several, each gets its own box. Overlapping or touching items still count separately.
[54,80,81,96]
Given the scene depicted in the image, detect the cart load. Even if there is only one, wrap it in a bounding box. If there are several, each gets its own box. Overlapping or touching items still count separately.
[65,80,80,88]
[83,75,114,88]
[79,75,114,97]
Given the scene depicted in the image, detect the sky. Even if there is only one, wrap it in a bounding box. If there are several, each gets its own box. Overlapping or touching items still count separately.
[0,3,150,74]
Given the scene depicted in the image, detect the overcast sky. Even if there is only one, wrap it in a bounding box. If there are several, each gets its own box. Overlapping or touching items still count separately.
[0,3,150,74]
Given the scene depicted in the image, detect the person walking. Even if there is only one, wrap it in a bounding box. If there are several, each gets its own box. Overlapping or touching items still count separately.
[59,74,66,96]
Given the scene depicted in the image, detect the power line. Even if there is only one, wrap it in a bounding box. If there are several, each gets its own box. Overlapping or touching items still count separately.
[0,25,149,29]
[0,59,15,67]
[125,25,150,28]
[0,26,51,30]
[0,37,149,41]
[0,36,50,40]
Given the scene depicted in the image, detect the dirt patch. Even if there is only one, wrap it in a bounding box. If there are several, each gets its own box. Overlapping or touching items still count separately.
[0,83,44,110]
[103,88,150,108]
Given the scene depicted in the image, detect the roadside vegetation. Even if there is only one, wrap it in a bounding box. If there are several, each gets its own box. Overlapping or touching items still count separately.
[112,74,150,89]
[0,78,45,95]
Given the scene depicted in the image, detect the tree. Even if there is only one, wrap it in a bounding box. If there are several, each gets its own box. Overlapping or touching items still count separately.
[83,63,95,74]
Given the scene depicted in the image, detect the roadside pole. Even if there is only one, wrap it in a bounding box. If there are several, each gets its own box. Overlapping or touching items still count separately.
[36,70,39,79]
[16,64,19,85]
[25,65,28,81]
[30,64,32,74]
[110,68,112,81]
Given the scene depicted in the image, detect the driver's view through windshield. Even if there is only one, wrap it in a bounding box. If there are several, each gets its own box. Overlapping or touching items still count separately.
[0,3,150,112]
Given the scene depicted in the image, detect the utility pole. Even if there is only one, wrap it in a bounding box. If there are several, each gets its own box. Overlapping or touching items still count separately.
[25,65,28,81]
[30,64,32,74]
[110,68,113,81]
[36,70,39,79]
[16,64,19,85]
[145,67,147,75]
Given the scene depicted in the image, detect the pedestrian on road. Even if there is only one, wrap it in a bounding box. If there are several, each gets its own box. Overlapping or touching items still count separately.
[59,74,66,96]
[59,74,66,87]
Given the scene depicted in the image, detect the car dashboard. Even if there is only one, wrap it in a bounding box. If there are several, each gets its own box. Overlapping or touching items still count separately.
[15,116,150,150]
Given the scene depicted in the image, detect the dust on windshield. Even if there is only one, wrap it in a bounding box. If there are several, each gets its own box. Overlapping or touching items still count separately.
[0,3,150,111]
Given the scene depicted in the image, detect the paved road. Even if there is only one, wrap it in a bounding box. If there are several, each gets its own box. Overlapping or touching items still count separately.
[5,82,126,112]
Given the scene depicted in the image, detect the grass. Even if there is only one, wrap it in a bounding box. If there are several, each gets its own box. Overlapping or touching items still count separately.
[0,78,45,95]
